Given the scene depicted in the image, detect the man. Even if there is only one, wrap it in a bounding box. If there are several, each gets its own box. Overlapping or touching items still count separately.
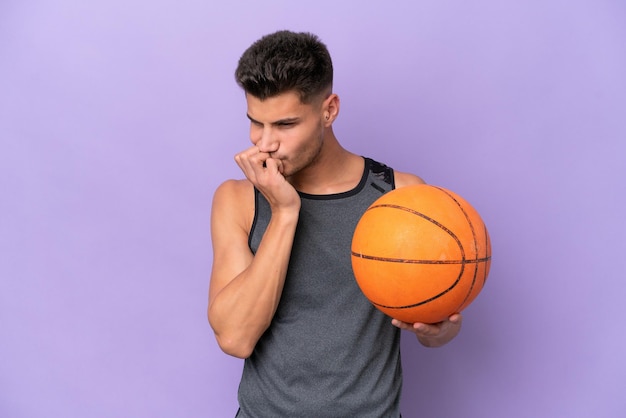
[208,30,462,417]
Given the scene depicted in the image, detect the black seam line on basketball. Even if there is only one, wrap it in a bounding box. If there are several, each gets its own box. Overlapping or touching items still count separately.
[482,224,490,285]
[351,252,491,264]
[366,203,468,262]
[358,257,467,309]
[457,224,491,310]
[456,260,478,312]
[372,261,467,309]
[434,185,482,310]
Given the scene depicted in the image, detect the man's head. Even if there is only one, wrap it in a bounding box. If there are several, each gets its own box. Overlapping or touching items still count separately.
[235,30,333,104]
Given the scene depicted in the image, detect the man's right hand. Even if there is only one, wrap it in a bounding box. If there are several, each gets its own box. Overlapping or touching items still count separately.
[234,145,300,214]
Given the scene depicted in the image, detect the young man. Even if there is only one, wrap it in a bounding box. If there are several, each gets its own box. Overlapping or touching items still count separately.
[208,30,462,417]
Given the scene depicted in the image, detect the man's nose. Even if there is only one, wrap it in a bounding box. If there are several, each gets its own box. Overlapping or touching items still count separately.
[256,129,279,153]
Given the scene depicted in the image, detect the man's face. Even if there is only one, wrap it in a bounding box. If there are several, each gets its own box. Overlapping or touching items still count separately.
[245,91,326,178]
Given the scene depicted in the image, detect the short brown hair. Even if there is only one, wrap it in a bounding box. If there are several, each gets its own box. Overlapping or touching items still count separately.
[235,30,333,103]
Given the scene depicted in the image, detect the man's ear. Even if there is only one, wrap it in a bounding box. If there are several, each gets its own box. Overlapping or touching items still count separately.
[323,93,340,124]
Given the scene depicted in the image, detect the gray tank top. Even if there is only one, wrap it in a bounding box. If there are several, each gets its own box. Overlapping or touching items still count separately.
[238,158,402,418]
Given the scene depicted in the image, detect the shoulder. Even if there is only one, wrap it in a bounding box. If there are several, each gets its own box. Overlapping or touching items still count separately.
[211,179,256,234]
[393,171,427,188]
[213,178,254,201]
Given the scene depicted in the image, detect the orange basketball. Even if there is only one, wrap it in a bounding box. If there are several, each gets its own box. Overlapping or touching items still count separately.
[351,184,491,324]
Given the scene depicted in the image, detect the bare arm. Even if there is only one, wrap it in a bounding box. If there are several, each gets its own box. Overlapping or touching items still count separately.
[394,171,426,188]
[208,147,301,358]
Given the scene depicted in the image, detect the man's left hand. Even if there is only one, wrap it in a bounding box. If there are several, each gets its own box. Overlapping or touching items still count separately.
[391,313,463,348]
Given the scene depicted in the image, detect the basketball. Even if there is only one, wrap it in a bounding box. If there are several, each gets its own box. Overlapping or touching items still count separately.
[351,184,491,324]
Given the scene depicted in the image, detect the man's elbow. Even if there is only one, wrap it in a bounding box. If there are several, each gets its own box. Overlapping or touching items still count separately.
[208,314,255,359]
[214,333,255,359]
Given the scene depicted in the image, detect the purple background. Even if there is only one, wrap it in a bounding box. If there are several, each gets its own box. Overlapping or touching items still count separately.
[1,1,625,417]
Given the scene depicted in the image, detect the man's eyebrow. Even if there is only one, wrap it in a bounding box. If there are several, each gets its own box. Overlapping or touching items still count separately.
[246,114,300,125]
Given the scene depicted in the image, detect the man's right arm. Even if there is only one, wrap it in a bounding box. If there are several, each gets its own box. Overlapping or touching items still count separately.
[207,179,299,359]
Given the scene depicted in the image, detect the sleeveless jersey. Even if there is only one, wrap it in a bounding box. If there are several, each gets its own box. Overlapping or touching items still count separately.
[238,158,402,418]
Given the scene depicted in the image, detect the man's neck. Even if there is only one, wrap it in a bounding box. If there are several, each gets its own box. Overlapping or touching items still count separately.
[288,140,364,195]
